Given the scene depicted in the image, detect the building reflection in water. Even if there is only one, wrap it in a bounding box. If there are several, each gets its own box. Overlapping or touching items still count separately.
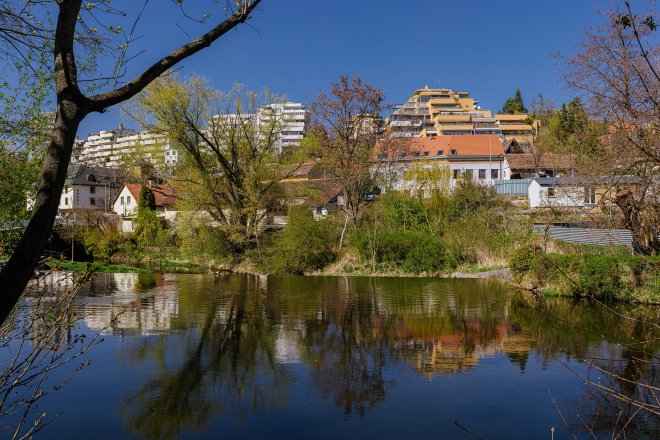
[55,273,658,439]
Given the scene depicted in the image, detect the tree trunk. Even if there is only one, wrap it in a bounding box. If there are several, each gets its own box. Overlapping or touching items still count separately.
[0,102,82,324]
[615,191,660,255]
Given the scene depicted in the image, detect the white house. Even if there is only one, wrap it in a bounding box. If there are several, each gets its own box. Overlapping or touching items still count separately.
[528,178,598,209]
[112,183,177,232]
[58,166,122,215]
[374,134,510,197]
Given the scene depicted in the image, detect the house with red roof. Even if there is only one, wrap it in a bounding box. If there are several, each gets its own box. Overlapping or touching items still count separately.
[374,134,510,196]
[111,183,177,232]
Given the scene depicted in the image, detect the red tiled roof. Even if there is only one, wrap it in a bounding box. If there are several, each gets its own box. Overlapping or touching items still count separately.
[122,183,177,207]
[283,179,342,207]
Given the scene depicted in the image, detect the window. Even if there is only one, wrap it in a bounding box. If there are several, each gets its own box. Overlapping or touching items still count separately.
[450,149,457,155]
[90,197,96,206]
[491,169,499,179]
[413,152,420,157]
[452,170,460,179]
[423,151,429,157]
[127,196,131,204]
[90,186,96,194]
[584,187,596,204]
[547,187,556,198]
[64,197,68,206]
[437,150,444,156]
[121,196,125,205]
[478,169,486,179]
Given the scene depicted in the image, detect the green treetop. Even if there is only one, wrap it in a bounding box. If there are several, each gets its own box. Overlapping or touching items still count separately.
[138,187,156,213]
[501,89,528,114]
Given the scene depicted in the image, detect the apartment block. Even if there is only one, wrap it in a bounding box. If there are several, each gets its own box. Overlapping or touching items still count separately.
[75,125,178,169]
[388,86,536,144]
[257,102,309,154]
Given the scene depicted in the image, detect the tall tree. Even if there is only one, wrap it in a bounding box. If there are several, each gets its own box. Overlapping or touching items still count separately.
[310,75,386,240]
[0,1,263,324]
[563,1,659,254]
[501,89,528,114]
[128,75,293,252]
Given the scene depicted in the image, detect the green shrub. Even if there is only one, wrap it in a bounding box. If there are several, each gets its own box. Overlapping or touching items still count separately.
[134,209,170,248]
[401,237,447,273]
[513,252,659,303]
[574,255,622,300]
[176,213,230,259]
[380,192,429,231]
[356,229,447,274]
[510,245,538,279]
[83,228,134,260]
[266,207,338,274]
[446,181,496,221]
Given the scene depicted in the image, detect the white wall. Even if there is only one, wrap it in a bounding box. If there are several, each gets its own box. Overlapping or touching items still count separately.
[382,159,509,197]
[112,186,138,216]
[59,185,115,211]
[528,181,589,208]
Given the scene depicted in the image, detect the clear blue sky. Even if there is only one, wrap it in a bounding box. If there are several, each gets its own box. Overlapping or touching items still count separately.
[79,0,608,136]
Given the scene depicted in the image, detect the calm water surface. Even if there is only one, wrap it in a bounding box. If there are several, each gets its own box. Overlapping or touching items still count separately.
[5,273,660,439]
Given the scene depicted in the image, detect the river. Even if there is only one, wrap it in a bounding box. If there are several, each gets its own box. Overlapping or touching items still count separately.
[2,273,658,439]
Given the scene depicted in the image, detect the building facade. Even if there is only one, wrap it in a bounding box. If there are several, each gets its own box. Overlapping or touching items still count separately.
[374,135,510,197]
[388,86,537,144]
[256,102,309,154]
[75,125,178,169]
[58,166,123,215]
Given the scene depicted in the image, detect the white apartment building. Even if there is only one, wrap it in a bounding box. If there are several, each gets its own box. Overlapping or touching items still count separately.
[75,125,178,169]
[256,102,309,154]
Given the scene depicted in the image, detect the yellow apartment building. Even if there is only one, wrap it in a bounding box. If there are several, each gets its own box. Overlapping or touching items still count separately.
[389,86,537,144]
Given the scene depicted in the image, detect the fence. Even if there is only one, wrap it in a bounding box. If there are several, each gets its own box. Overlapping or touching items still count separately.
[495,179,532,196]
[532,224,632,247]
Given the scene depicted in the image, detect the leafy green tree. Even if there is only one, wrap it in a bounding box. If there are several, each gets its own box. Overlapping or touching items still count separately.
[128,76,297,254]
[135,187,167,248]
[266,207,337,274]
[501,89,528,114]
[138,187,157,213]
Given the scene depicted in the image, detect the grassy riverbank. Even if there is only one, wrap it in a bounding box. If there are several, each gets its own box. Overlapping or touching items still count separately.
[510,246,660,304]
[46,260,151,274]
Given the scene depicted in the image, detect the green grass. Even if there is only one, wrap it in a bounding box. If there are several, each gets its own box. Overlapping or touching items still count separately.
[46,260,151,274]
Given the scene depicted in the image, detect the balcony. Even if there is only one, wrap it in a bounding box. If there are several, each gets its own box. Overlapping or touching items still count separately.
[499,124,533,131]
[428,98,459,105]
[438,123,474,131]
[434,114,471,122]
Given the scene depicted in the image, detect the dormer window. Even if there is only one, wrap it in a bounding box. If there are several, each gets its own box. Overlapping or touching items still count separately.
[450,149,457,155]
[87,174,96,182]
[413,152,420,158]
[423,151,429,157]
[437,150,444,156]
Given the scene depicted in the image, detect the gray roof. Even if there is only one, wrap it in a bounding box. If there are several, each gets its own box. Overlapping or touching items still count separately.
[66,165,123,187]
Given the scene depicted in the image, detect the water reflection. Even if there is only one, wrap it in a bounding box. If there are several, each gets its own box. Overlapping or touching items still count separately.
[44,273,659,439]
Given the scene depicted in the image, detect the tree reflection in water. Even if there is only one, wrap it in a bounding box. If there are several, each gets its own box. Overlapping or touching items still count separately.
[120,276,290,440]
[96,274,659,439]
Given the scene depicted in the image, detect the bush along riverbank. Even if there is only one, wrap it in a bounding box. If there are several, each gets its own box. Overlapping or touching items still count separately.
[510,245,660,304]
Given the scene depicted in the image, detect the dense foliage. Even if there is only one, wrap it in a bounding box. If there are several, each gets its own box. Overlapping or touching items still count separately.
[511,248,659,303]
[265,207,337,274]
